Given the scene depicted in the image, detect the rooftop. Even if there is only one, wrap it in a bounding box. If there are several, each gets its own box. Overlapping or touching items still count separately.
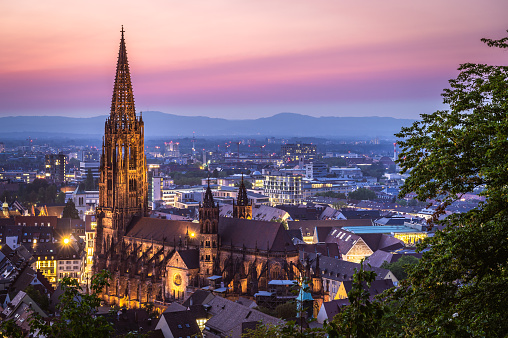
[343,225,425,234]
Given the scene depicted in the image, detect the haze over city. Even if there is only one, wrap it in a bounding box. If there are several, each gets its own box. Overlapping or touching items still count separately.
[1,0,508,120]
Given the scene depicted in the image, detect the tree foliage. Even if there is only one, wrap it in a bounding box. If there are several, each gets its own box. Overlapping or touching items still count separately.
[380,255,419,281]
[84,168,96,191]
[315,191,346,199]
[359,163,385,181]
[25,285,50,312]
[325,263,394,338]
[15,178,59,206]
[62,198,80,219]
[29,270,113,338]
[348,187,376,201]
[389,31,508,336]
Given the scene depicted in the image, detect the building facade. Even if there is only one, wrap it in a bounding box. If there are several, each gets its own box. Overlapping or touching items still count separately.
[93,29,300,309]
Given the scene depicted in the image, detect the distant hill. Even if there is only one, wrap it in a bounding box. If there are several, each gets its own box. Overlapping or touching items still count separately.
[0,112,415,139]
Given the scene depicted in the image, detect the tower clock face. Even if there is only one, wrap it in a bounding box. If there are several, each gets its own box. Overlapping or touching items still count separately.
[173,274,182,286]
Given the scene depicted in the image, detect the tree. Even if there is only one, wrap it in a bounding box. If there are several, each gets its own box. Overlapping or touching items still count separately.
[25,285,50,312]
[348,187,376,201]
[84,168,95,191]
[380,255,419,281]
[315,191,346,199]
[0,318,24,338]
[325,262,392,338]
[29,270,113,338]
[56,191,66,204]
[390,31,508,336]
[62,199,80,219]
[359,163,385,181]
[235,180,253,189]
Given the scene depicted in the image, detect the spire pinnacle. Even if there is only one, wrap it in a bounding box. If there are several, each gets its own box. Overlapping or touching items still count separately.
[237,173,249,206]
[203,178,215,208]
[110,26,136,124]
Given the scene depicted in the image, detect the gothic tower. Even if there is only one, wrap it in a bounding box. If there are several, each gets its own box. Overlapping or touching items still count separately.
[199,180,219,279]
[233,175,252,219]
[96,27,148,258]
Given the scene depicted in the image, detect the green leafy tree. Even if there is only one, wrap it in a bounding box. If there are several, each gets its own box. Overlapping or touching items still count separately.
[0,319,24,338]
[25,285,50,312]
[234,180,253,189]
[359,163,385,181]
[62,199,80,219]
[390,31,508,336]
[325,263,389,338]
[348,187,376,201]
[380,255,419,281]
[29,270,113,338]
[315,191,346,199]
[275,302,297,320]
[56,191,66,204]
[84,168,95,191]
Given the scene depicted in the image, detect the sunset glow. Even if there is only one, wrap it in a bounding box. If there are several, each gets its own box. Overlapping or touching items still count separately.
[1,0,507,118]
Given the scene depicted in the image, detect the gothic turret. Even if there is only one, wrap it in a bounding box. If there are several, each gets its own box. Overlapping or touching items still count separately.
[233,174,252,219]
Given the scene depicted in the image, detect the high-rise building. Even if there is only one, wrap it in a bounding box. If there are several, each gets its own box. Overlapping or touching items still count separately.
[95,27,148,262]
[45,153,66,185]
[263,173,303,206]
[164,141,180,157]
[305,161,328,179]
[281,143,317,162]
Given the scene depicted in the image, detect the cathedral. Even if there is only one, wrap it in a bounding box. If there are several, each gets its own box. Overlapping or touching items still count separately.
[93,29,300,309]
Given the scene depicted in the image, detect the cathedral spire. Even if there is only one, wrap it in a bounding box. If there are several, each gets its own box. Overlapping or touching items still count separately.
[237,173,249,206]
[110,25,136,124]
[203,177,215,208]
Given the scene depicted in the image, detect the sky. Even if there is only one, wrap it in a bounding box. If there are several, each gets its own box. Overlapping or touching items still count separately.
[1,0,507,120]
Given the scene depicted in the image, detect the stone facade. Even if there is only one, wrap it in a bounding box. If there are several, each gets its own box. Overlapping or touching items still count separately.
[94,29,301,309]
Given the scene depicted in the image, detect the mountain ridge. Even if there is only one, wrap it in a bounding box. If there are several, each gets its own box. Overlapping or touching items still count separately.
[0,111,415,139]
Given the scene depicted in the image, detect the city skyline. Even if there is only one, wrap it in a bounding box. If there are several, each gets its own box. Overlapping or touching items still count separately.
[1,0,507,119]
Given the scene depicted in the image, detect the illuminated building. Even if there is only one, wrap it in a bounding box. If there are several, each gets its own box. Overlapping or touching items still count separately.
[281,143,317,162]
[263,173,303,206]
[164,141,180,157]
[94,26,148,263]
[93,29,300,309]
[305,161,328,179]
[45,153,67,185]
[0,171,37,184]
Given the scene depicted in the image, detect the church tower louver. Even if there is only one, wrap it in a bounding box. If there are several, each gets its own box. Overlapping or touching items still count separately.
[96,27,148,258]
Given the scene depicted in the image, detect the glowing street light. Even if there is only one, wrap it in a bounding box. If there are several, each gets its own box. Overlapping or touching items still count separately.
[63,238,70,245]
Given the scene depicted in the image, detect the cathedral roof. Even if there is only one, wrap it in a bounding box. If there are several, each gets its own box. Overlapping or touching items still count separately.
[176,249,199,270]
[126,217,199,244]
[218,217,295,252]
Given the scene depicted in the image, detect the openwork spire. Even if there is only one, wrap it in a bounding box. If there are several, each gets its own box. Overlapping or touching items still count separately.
[110,26,136,124]
[237,174,249,206]
[203,178,215,208]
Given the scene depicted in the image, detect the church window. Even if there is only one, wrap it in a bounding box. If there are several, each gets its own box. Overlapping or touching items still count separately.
[201,255,204,261]
[206,241,210,247]
[206,255,210,261]
[212,241,216,248]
